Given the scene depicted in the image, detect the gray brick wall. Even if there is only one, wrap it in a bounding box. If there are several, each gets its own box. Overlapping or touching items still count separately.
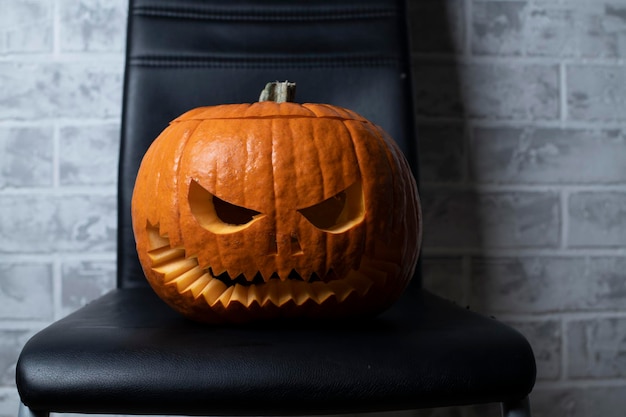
[412,0,626,416]
[0,1,625,417]
[0,1,125,416]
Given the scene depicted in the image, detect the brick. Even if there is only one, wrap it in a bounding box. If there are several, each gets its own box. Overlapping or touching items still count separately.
[61,260,115,316]
[0,126,53,188]
[526,1,577,57]
[59,0,127,53]
[0,62,123,120]
[421,189,560,249]
[421,256,465,304]
[567,65,626,122]
[471,257,626,314]
[59,124,120,186]
[408,0,465,54]
[470,1,626,59]
[471,127,626,184]
[569,192,626,247]
[0,330,34,387]
[0,194,116,253]
[567,317,626,378]
[577,2,626,58]
[413,62,559,121]
[413,62,464,119]
[0,263,53,320]
[0,388,21,417]
[471,0,527,56]
[0,0,53,54]
[463,63,560,120]
[505,320,561,380]
[417,123,465,183]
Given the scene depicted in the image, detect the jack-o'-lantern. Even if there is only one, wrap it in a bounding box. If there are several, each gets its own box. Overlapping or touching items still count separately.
[131,82,421,323]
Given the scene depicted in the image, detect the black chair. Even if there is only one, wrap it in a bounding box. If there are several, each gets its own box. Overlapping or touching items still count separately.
[16,1,536,416]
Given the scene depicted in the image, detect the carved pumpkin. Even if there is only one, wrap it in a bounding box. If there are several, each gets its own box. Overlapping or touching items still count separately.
[131,82,421,323]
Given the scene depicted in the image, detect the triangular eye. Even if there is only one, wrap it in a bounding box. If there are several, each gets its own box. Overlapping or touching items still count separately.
[188,180,263,234]
[298,181,365,233]
[212,195,261,225]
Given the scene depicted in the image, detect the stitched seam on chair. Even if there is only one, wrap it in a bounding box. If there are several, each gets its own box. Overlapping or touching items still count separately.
[132,5,397,22]
[129,55,401,68]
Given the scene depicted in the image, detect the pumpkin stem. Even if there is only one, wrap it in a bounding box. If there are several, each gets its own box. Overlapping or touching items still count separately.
[259,81,296,103]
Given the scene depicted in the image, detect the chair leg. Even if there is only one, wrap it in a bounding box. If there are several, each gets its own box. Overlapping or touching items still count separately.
[501,396,531,417]
[18,401,49,417]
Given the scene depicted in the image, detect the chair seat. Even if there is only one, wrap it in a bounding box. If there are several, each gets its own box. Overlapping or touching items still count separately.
[16,287,535,416]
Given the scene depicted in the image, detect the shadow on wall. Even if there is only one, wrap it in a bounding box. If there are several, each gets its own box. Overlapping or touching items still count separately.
[408,0,487,307]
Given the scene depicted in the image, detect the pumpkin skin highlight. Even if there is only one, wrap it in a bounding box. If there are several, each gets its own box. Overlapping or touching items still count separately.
[131,101,421,323]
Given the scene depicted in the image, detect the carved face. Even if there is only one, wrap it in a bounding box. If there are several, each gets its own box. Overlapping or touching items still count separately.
[132,102,421,323]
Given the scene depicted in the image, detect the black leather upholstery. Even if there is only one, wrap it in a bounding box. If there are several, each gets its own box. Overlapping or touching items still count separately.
[17,287,535,416]
[16,0,536,415]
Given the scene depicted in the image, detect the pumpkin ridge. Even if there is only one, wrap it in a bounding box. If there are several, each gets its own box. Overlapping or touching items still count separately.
[150,120,203,248]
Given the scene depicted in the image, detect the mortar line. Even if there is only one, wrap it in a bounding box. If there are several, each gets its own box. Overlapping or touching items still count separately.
[0,118,122,127]
[490,310,626,322]
[417,117,626,130]
[0,186,117,196]
[560,189,569,250]
[52,255,63,321]
[420,183,626,192]
[561,314,569,382]
[534,378,626,390]
[52,0,61,58]
[411,53,626,66]
[464,0,473,60]
[560,62,568,126]
[52,122,60,188]
[422,247,626,257]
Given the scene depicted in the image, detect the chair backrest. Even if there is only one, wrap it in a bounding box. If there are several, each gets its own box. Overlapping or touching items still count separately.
[117,0,417,288]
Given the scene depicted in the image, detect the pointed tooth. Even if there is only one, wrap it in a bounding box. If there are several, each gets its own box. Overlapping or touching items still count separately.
[208,265,227,277]
[154,258,198,282]
[328,280,355,302]
[202,279,228,305]
[247,284,264,307]
[290,281,313,306]
[277,281,293,306]
[303,284,319,304]
[217,286,236,307]
[187,273,212,298]
[242,266,261,283]
[225,267,245,282]
[264,280,281,306]
[148,246,185,266]
[229,284,250,307]
[169,266,204,291]
[258,264,277,282]
[310,282,334,304]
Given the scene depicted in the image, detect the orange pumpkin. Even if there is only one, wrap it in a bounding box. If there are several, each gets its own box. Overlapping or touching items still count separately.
[131,82,421,323]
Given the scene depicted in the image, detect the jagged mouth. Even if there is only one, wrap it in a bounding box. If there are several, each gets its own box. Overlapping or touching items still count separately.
[144,226,391,308]
[210,268,333,287]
